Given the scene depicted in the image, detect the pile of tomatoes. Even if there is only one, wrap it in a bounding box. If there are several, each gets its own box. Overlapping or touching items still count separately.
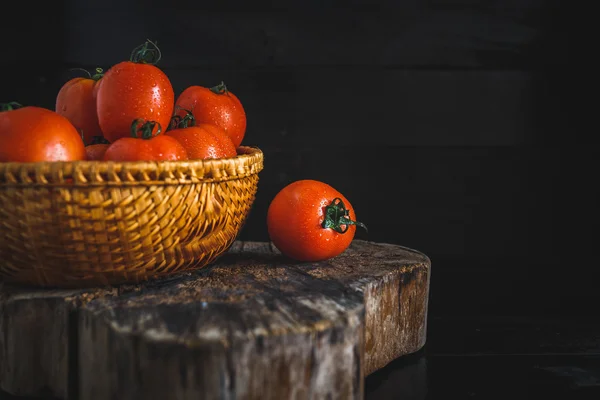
[0,40,246,163]
[0,40,368,263]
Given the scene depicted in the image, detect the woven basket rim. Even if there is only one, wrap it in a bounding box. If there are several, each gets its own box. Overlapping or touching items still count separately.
[0,146,263,186]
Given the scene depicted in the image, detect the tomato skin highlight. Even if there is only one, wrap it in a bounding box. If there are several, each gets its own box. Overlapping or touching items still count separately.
[175,83,246,147]
[55,76,103,145]
[103,135,188,162]
[0,106,86,162]
[96,61,175,143]
[267,180,362,262]
[166,123,237,160]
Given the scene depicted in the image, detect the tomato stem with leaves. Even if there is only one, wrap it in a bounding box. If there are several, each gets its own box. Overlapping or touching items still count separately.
[168,107,196,130]
[209,81,229,95]
[130,39,161,65]
[68,67,104,81]
[91,68,104,81]
[0,102,23,112]
[131,119,162,139]
[322,198,368,234]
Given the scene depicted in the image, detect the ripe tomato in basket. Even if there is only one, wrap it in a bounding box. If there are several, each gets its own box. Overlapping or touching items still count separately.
[96,40,175,144]
[0,102,86,162]
[175,81,246,147]
[267,180,367,262]
[55,68,104,145]
[165,109,237,160]
[103,119,188,162]
[85,143,110,160]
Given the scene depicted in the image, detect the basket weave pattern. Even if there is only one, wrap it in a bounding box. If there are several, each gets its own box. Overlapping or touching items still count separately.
[0,146,263,288]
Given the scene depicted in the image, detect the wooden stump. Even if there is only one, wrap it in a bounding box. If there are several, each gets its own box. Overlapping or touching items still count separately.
[0,240,431,400]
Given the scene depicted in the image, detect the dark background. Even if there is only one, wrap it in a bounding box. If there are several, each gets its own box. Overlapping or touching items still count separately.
[2,1,597,399]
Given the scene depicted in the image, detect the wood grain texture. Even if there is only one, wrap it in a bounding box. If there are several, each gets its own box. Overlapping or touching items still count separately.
[0,240,430,400]
[0,287,110,398]
[0,290,72,398]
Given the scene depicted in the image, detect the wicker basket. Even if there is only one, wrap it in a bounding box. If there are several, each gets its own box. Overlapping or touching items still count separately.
[0,146,263,288]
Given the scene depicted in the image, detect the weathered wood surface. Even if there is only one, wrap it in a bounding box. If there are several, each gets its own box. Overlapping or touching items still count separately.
[0,240,430,400]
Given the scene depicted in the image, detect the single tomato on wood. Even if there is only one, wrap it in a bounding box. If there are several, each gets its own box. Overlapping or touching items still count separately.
[103,119,188,162]
[0,103,86,162]
[55,68,104,145]
[175,82,246,147]
[165,110,237,160]
[267,180,367,262]
[96,40,175,143]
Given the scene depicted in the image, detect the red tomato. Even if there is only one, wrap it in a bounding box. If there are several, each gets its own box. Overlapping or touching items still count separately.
[96,40,175,143]
[175,82,246,147]
[103,119,188,162]
[85,143,110,161]
[55,68,104,145]
[267,180,367,262]
[165,111,237,160]
[0,103,86,162]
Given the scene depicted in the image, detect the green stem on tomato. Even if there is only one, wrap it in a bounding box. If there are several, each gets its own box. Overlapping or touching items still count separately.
[67,67,104,81]
[130,39,161,65]
[91,68,104,81]
[321,198,368,234]
[0,102,23,112]
[78,129,108,146]
[167,115,181,131]
[168,107,196,130]
[69,68,92,78]
[209,81,229,95]
[131,119,161,139]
